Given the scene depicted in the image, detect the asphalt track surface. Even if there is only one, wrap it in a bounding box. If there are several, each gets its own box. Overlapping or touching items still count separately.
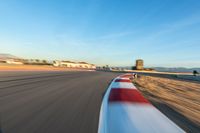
[0,71,120,133]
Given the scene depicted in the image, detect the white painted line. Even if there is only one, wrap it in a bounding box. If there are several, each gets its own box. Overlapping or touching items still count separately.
[108,103,184,133]
[111,82,136,89]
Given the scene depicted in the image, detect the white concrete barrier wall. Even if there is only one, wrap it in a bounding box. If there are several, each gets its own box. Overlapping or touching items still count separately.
[98,73,185,133]
[177,75,200,81]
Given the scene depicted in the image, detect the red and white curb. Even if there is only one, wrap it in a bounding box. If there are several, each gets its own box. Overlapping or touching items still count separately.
[98,73,185,133]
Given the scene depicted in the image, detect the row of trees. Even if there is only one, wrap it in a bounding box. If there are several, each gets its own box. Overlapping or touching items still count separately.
[23,59,51,65]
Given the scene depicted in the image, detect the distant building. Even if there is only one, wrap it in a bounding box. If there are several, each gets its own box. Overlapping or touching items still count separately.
[136,59,144,70]
[5,59,24,65]
[53,60,75,67]
[53,60,96,69]
[0,54,24,65]
[77,62,96,69]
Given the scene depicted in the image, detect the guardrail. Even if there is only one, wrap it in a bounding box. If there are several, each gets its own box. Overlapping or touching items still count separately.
[177,75,200,81]
[98,73,185,133]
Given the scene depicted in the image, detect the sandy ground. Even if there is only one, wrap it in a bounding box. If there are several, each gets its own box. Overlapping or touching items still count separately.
[0,64,91,71]
[134,75,200,132]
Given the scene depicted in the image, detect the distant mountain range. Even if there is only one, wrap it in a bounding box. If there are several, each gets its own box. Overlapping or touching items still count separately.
[0,53,21,60]
[1,53,199,73]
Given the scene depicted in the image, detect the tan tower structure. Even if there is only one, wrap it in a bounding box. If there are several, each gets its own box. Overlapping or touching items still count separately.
[136,59,144,70]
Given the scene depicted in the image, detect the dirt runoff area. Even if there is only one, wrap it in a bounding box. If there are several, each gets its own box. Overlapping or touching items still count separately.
[0,64,88,71]
[134,75,200,132]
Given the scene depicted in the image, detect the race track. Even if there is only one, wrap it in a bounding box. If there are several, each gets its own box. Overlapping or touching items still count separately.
[0,71,119,133]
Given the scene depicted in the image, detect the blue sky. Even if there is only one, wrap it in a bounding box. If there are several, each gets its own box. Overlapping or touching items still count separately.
[0,0,200,67]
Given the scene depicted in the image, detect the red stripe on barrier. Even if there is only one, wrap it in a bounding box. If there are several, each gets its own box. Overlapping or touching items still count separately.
[115,79,131,82]
[109,89,150,103]
[120,75,132,78]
